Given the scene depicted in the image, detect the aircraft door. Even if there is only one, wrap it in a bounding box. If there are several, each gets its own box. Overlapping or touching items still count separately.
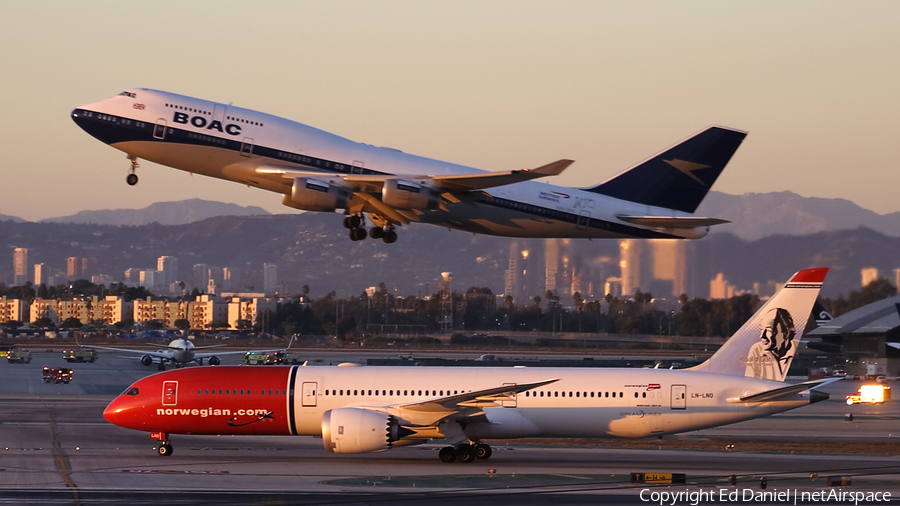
[501,383,517,407]
[576,211,591,230]
[301,382,317,407]
[162,381,178,406]
[240,138,254,157]
[671,384,686,410]
[153,119,167,140]
[352,160,364,174]
[213,104,226,123]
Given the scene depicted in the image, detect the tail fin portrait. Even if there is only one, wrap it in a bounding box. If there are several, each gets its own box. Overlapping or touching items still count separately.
[587,125,747,213]
[691,268,828,382]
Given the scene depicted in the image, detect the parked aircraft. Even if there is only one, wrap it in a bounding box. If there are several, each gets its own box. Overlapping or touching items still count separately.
[72,89,746,243]
[103,268,836,461]
[80,336,290,370]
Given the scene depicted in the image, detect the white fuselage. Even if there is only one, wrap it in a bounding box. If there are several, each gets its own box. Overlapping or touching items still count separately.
[288,366,812,439]
[73,89,706,239]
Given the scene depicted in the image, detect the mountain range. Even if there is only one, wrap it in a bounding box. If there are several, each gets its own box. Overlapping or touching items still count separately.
[2,193,900,299]
[2,191,898,240]
[37,199,270,226]
[1,211,898,300]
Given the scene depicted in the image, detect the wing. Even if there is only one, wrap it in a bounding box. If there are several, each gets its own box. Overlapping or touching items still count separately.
[82,344,175,359]
[256,159,573,193]
[365,378,560,428]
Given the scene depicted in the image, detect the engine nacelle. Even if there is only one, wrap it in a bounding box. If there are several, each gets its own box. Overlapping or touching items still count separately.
[381,179,440,210]
[207,356,220,366]
[140,355,153,366]
[321,408,411,454]
[284,178,350,212]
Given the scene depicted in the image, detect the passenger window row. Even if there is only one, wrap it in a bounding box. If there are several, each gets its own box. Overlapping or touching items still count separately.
[196,389,286,396]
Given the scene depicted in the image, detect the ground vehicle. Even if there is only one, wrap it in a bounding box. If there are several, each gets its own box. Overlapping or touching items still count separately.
[42,367,73,384]
[62,348,98,363]
[846,384,891,405]
[866,364,887,380]
[282,352,304,365]
[7,349,32,364]
[243,351,268,365]
[265,352,284,365]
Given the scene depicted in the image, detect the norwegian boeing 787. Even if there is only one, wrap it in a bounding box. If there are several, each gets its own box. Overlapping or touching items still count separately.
[72,89,746,243]
[104,268,836,461]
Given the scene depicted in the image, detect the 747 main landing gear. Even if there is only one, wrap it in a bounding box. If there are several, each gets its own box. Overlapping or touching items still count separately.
[126,156,139,186]
[438,442,492,463]
[343,214,398,243]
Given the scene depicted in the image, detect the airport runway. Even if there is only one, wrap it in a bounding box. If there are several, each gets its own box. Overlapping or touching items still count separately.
[1,351,898,505]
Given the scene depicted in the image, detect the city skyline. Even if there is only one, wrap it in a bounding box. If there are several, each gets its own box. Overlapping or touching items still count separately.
[1,2,899,223]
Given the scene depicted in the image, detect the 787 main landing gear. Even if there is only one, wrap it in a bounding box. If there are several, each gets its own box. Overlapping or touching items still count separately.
[438,442,492,463]
[126,156,139,186]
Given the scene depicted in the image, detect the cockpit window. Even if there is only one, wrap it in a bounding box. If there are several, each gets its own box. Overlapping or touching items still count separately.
[118,91,136,98]
[125,387,139,396]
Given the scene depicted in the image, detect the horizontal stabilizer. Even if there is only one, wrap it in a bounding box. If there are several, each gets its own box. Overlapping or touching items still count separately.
[728,377,841,403]
[616,215,729,229]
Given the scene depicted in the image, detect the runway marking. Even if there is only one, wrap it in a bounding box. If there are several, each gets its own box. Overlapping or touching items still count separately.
[122,470,230,474]
[550,474,591,480]
[51,417,80,506]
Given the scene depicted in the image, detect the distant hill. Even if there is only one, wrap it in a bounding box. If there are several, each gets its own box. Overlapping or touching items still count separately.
[3,212,899,299]
[0,213,25,223]
[24,191,900,237]
[40,199,270,226]
[697,191,900,241]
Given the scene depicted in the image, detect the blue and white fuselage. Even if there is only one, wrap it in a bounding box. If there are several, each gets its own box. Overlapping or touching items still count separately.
[72,89,746,243]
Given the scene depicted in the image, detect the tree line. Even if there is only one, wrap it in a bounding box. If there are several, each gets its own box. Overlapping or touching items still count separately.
[2,277,896,339]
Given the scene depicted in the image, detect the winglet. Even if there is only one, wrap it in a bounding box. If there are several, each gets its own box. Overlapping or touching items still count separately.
[526,159,574,177]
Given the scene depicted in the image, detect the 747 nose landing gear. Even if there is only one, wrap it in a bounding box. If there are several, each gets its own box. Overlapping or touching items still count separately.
[126,156,139,186]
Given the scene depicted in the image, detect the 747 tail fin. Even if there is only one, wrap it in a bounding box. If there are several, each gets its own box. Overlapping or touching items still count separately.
[586,125,747,213]
[690,268,828,382]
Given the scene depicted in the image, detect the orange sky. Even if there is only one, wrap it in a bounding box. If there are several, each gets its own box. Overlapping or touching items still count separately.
[1,1,898,221]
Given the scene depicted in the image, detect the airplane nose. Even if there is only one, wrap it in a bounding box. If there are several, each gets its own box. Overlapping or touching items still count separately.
[103,397,123,424]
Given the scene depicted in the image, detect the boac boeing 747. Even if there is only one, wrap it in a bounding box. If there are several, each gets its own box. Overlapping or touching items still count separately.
[72,89,746,243]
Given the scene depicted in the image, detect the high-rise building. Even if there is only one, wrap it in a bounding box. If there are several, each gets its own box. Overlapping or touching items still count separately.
[139,269,156,288]
[193,263,209,291]
[544,239,558,294]
[34,263,45,286]
[157,256,178,288]
[651,240,687,297]
[710,272,735,299]
[861,267,878,287]
[67,257,79,278]
[604,277,623,298]
[223,267,241,292]
[263,263,278,295]
[13,248,27,286]
[619,240,651,296]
